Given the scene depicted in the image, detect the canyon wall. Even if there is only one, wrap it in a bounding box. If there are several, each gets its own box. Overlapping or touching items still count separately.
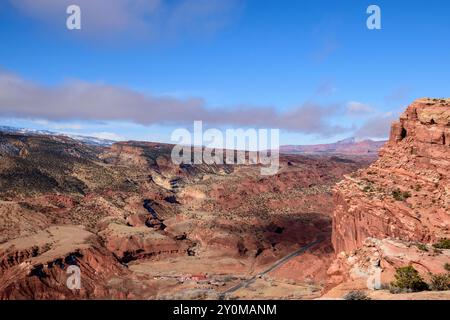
[332,98,450,254]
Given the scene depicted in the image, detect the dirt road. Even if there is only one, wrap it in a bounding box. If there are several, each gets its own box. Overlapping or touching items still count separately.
[219,237,324,299]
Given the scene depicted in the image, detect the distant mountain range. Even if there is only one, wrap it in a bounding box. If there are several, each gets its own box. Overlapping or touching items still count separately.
[0,125,386,154]
[0,126,115,146]
[280,137,386,155]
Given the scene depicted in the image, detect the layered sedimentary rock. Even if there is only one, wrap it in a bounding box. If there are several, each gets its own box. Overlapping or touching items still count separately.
[332,98,450,254]
[0,129,374,299]
[326,237,450,295]
[0,226,127,299]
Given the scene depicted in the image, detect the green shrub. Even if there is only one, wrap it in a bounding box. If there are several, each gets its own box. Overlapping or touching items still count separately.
[390,266,428,292]
[416,243,428,252]
[429,273,450,291]
[392,189,402,201]
[343,291,371,300]
[392,189,411,201]
[389,286,404,294]
[433,238,450,249]
[444,263,450,272]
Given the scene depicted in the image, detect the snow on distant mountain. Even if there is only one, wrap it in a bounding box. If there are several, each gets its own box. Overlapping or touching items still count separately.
[0,126,115,146]
[280,137,387,155]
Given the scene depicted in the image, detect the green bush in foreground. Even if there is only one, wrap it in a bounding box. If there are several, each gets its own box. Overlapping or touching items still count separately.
[392,189,411,201]
[416,243,428,252]
[433,238,450,249]
[444,263,450,272]
[390,266,428,293]
[429,273,450,291]
[343,291,371,300]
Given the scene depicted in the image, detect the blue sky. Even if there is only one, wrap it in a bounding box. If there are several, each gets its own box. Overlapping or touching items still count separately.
[0,0,449,145]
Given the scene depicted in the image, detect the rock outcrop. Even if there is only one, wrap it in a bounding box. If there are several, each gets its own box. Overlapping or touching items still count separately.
[100,222,192,263]
[0,226,128,299]
[325,237,450,298]
[332,98,450,254]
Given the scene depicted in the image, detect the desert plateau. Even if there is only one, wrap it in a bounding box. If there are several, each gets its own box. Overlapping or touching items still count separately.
[1,1,450,306]
[0,98,448,300]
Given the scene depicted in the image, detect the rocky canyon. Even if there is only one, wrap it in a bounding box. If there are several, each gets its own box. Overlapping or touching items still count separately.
[0,98,448,300]
[327,98,450,299]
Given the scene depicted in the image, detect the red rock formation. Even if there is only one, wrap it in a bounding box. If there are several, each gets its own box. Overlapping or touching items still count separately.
[326,237,450,294]
[0,226,128,299]
[0,130,378,299]
[100,222,192,262]
[332,98,450,254]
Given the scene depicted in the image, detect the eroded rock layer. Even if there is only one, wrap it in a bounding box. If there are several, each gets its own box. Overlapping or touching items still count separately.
[0,131,374,299]
[332,98,450,254]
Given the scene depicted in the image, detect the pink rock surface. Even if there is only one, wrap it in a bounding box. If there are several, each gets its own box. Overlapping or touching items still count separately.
[332,98,450,254]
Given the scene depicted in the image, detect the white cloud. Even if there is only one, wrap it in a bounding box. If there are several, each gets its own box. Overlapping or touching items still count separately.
[346,101,373,115]
[88,132,124,141]
[9,0,240,41]
[31,119,85,130]
[355,111,398,139]
[0,69,351,137]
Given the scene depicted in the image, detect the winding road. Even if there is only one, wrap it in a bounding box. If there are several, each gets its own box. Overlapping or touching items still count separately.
[219,237,324,299]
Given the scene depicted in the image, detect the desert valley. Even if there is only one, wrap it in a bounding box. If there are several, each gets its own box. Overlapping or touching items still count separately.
[0,98,448,300]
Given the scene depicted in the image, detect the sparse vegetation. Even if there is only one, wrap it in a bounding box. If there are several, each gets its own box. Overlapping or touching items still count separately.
[343,290,371,300]
[389,286,404,294]
[429,273,450,291]
[392,189,411,201]
[416,243,428,252]
[444,263,450,272]
[432,238,450,249]
[390,266,428,293]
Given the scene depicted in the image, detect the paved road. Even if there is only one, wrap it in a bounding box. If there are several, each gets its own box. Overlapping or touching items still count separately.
[219,237,324,299]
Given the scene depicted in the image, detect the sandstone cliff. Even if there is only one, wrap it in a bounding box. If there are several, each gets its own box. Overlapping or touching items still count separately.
[332,98,450,254]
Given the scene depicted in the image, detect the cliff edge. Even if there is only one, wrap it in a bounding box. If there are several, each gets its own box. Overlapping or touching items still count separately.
[332,98,450,254]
